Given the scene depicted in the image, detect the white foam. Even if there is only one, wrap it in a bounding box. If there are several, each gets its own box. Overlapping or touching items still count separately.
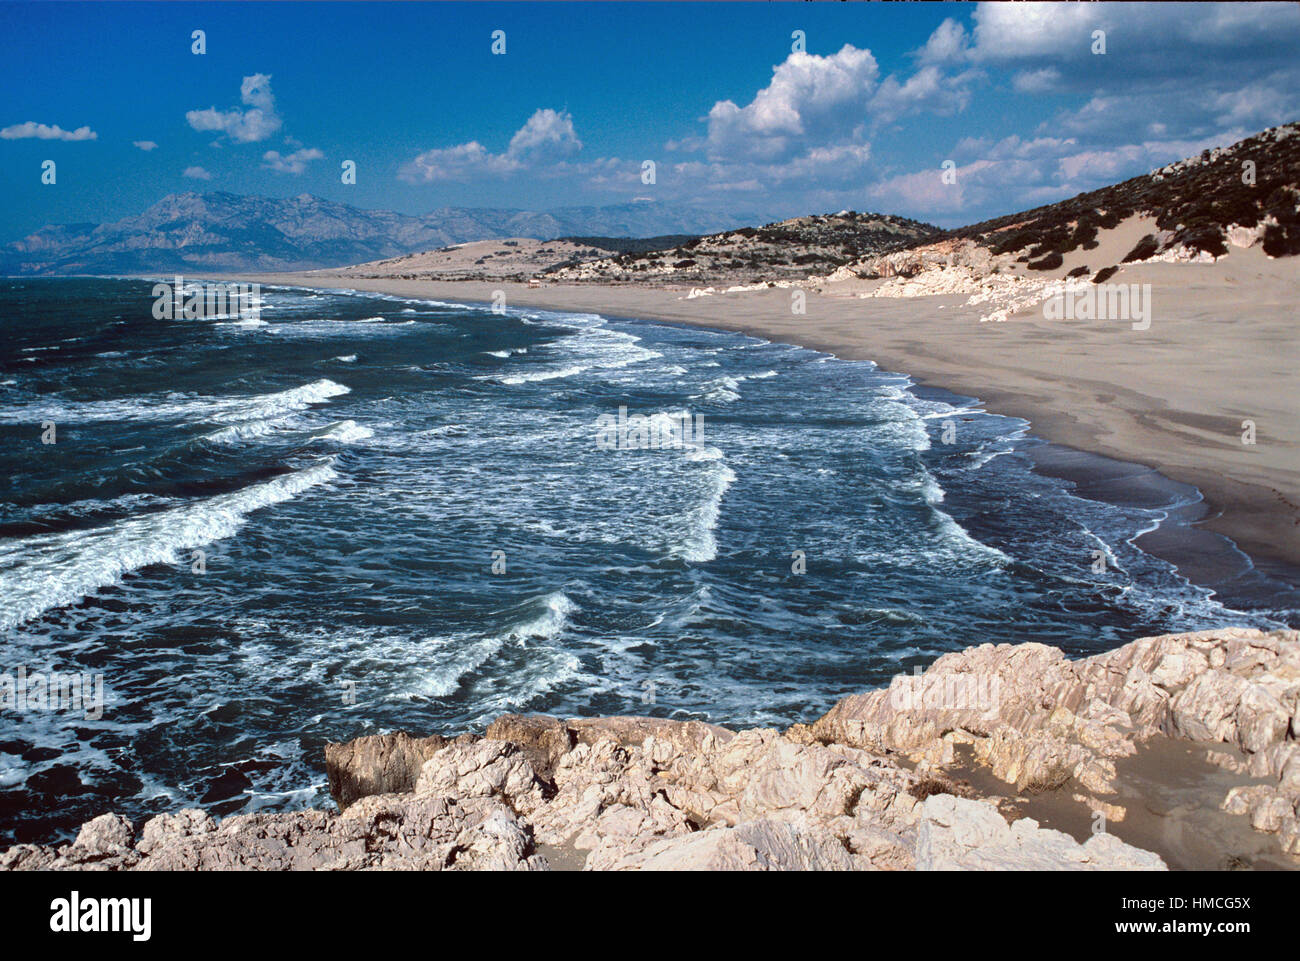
[498,364,588,385]
[0,460,338,630]
[673,462,737,563]
[0,378,349,427]
[408,591,577,698]
[697,375,744,404]
[318,420,374,444]
[483,319,659,386]
[205,419,283,445]
[684,445,724,462]
[506,591,577,642]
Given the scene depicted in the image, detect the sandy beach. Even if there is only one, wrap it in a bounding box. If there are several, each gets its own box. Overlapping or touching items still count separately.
[250,250,1300,586]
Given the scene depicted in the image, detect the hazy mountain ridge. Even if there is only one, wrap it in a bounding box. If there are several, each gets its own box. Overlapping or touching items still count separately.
[1,193,773,276]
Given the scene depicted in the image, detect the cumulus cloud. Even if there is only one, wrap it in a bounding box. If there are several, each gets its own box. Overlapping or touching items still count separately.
[506,108,582,163]
[399,108,582,182]
[182,166,213,180]
[186,74,282,143]
[964,1,1300,142]
[1011,68,1061,94]
[861,0,1299,224]
[916,18,970,65]
[875,126,1254,222]
[262,147,324,174]
[691,40,980,206]
[867,159,996,215]
[970,1,1300,65]
[133,140,158,151]
[0,121,97,141]
[870,65,979,124]
[403,5,1298,223]
[704,45,879,161]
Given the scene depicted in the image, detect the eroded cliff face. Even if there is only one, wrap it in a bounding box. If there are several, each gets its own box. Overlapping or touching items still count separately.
[3,627,1296,872]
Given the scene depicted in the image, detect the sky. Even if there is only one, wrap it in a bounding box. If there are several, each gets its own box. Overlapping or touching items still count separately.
[1,1,1299,240]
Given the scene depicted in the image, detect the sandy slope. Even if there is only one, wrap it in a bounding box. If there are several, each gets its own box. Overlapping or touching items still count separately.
[314,237,608,282]
[248,247,1300,572]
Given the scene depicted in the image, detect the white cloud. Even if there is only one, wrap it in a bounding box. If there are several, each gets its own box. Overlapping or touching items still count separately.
[876,126,1257,222]
[916,18,970,65]
[0,121,97,141]
[704,45,880,161]
[1209,76,1298,128]
[182,166,213,180]
[691,41,978,203]
[971,1,1300,64]
[867,159,996,215]
[133,140,158,151]
[970,2,1103,62]
[399,108,582,182]
[948,1,1300,178]
[262,147,324,174]
[1012,68,1061,94]
[186,74,282,143]
[506,108,582,163]
[403,5,1298,222]
[870,65,978,124]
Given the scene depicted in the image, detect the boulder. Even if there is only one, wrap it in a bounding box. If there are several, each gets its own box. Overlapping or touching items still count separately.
[324,730,459,810]
[917,795,1166,871]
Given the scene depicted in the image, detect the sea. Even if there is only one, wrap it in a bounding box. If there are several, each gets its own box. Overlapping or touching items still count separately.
[0,276,1294,844]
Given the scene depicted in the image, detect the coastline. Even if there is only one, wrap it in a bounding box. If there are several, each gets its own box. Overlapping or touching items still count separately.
[8,626,1298,870]
[237,264,1300,615]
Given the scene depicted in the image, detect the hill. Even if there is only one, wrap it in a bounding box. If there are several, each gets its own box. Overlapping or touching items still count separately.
[542,211,940,286]
[841,122,1300,289]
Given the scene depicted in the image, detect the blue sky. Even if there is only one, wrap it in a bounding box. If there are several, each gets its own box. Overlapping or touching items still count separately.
[2,1,1299,239]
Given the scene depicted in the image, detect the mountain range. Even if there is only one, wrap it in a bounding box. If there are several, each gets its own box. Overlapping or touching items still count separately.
[1,193,775,276]
[7,121,1297,278]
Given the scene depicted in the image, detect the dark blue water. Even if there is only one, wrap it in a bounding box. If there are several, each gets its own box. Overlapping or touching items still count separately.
[0,277,1290,844]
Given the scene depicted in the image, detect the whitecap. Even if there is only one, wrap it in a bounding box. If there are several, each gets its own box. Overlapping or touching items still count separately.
[0,460,338,630]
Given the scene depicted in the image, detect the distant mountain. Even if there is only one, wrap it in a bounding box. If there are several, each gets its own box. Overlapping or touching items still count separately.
[0,192,775,276]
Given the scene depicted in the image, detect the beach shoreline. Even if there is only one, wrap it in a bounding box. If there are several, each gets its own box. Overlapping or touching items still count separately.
[231,261,1300,614]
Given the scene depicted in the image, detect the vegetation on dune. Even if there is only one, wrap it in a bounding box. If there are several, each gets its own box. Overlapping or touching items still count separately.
[943,123,1300,261]
[545,210,941,284]
[554,234,700,255]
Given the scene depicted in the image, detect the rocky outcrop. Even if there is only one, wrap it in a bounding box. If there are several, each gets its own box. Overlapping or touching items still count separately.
[0,795,551,871]
[915,794,1166,871]
[325,730,459,809]
[0,715,1161,872]
[794,627,1300,855]
[3,628,1295,871]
